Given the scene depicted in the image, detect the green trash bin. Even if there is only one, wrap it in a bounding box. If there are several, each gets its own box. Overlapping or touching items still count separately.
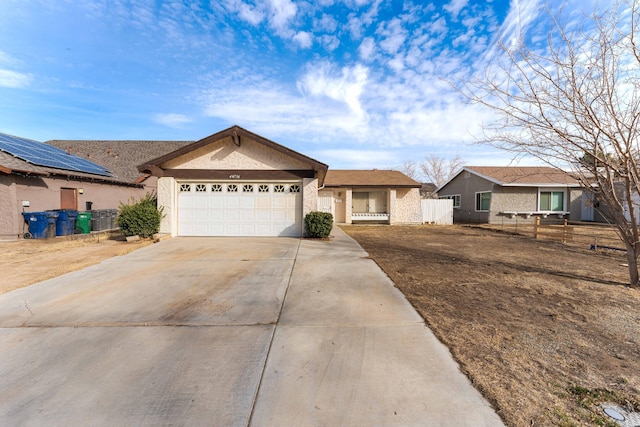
[76,211,93,234]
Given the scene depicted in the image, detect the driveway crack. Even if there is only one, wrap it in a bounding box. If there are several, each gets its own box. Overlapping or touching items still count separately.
[23,298,34,318]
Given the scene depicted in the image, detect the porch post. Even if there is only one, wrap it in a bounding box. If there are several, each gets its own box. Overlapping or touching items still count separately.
[388,188,396,225]
[345,188,353,224]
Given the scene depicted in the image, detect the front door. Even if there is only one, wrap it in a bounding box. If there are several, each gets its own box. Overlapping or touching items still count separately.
[60,188,77,209]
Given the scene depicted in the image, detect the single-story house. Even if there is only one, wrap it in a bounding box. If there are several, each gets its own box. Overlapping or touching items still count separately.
[319,169,423,224]
[0,133,160,239]
[138,125,329,237]
[3,125,425,238]
[436,166,583,224]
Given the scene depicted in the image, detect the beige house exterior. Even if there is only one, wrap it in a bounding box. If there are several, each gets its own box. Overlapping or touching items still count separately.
[319,170,423,225]
[138,126,328,237]
[437,166,582,224]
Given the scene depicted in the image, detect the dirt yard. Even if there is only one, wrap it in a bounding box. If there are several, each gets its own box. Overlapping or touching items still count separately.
[342,224,640,427]
[0,234,152,295]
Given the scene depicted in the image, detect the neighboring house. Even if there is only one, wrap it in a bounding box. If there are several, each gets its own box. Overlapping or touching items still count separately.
[437,166,582,224]
[0,133,153,239]
[46,139,192,194]
[137,125,328,237]
[420,183,437,199]
[319,169,423,224]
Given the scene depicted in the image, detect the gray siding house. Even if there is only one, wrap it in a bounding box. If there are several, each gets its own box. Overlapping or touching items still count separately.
[437,166,583,224]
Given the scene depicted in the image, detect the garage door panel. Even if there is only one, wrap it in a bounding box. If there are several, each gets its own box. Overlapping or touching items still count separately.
[178,182,303,237]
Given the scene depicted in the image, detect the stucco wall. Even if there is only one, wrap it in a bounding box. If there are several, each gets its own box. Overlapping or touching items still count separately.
[302,178,318,219]
[1,174,149,239]
[488,187,537,224]
[157,177,176,235]
[439,172,493,223]
[569,188,583,221]
[395,188,422,224]
[0,176,18,239]
[163,136,310,170]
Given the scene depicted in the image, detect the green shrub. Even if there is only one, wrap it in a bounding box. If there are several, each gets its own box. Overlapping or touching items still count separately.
[116,193,164,238]
[304,211,333,238]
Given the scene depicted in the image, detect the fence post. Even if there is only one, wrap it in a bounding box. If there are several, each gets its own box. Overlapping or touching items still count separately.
[534,216,540,239]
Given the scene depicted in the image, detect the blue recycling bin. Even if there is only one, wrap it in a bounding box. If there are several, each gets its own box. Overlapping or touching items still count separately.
[48,209,78,236]
[22,212,48,239]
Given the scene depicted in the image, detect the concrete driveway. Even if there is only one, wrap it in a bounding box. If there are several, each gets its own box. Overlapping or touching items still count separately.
[0,228,504,426]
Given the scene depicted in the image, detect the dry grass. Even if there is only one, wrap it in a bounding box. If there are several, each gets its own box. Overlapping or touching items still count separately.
[342,224,640,427]
[1,234,153,294]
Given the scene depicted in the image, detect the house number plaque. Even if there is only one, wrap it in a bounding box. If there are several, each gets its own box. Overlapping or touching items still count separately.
[229,174,241,179]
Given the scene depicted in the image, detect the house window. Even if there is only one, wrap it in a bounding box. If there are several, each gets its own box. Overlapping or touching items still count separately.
[274,184,285,193]
[258,184,269,193]
[211,184,223,192]
[439,194,461,208]
[289,184,300,193]
[476,191,491,211]
[242,184,254,192]
[352,191,387,213]
[227,184,238,192]
[179,184,191,192]
[540,191,564,211]
[195,184,207,192]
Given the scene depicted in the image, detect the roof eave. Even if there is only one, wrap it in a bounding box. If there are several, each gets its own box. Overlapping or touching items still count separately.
[137,126,329,178]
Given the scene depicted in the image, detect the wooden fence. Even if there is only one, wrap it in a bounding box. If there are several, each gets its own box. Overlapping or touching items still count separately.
[533,217,573,243]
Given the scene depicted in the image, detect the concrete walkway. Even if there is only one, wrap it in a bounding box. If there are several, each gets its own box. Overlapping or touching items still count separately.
[0,227,504,426]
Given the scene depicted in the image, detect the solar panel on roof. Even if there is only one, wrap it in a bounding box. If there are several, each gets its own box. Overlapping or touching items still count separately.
[0,133,112,177]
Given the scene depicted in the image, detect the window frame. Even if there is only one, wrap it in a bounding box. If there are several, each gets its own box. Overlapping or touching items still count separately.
[439,194,461,208]
[475,191,491,212]
[538,189,566,212]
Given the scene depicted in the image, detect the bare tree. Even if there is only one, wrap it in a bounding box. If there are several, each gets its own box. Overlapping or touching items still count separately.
[465,0,640,287]
[420,154,465,187]
[398,159,419,180]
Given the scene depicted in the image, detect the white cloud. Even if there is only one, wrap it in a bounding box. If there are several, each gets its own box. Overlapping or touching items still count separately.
[153,113,193,127]
[377,18,407,54]
[0,70,32,88]
[444,0,469,19]
[267,0,297,32]
[320,35,340,51]
[239,3,265,25]
[358,37,376,61]
[314,13,338,32]
[297,62,369,118]
[293,31,313,48]
[315,148,402,169]
[498,0,543,49]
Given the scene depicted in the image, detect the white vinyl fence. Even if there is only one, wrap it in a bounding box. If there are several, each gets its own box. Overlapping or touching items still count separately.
[421,199,453,225]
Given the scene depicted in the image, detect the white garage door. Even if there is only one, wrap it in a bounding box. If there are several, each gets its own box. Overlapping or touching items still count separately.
[177,182,303,237]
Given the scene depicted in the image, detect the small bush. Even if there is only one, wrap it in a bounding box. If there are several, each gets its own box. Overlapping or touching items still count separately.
[116,193,164,238]
[305,211,333,238]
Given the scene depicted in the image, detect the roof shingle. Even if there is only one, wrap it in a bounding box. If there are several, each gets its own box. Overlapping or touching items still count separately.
[465,166,579,186]
[324,169,421,187]
[47,140,193,183]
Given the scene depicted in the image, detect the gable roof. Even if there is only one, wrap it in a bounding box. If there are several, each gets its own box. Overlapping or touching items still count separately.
[324,169,422,188]
[438,166,581,191]
[137,125,329,185]
[47,140,192,183]
[467,166,580,186]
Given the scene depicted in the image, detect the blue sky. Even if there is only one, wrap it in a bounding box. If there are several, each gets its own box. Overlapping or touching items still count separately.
[0,0,598,173]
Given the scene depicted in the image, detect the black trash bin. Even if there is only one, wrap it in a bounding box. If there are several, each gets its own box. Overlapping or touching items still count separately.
[44,211,59,238]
